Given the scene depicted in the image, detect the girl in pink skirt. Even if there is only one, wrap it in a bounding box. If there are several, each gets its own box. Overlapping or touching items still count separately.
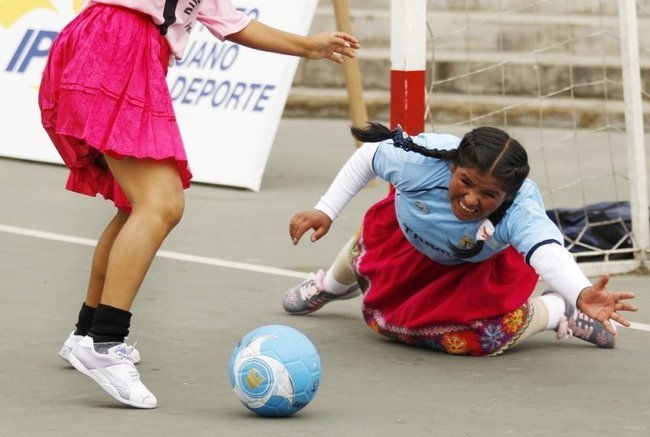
[39,0,359,409]
[282,122,637,356]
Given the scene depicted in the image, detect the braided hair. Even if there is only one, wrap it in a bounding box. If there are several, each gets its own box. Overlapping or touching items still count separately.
[350,122,530,258]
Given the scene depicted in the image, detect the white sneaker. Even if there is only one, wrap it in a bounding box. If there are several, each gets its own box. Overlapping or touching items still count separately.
[69,336,157,409]
[59,331,141,364]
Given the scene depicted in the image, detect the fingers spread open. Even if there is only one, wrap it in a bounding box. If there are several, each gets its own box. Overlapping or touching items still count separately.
[609,312,630,328]
[602,319,618,335]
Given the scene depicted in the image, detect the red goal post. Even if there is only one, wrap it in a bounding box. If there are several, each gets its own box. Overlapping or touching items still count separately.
[390,0,427,136]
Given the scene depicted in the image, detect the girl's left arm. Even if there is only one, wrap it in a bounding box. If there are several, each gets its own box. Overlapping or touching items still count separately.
[575,275,637,334]
[504,185,637,334]
[225,20,360,63]
[529,245,636,334]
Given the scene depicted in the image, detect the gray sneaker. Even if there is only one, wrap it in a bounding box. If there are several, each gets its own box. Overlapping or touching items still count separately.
[282,269,361,315]
[543,291,616,348]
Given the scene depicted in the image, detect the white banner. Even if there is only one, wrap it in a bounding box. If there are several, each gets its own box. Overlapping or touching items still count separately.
[0,0,317,191]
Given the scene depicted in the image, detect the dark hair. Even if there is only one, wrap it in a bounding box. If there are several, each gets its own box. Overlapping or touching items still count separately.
[350,122,530,258]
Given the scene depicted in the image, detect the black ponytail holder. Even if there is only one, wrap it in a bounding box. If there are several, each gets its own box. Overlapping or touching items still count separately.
[392,125,412,151]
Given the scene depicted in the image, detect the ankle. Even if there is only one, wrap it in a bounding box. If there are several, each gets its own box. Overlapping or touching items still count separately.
[94,341,122,354]
[73,302,96,336]
[323,270,356,295]
[88,304,131,344]
[538,292,566,330]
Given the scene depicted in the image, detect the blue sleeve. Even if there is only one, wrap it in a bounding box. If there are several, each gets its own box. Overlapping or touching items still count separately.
[495,180,564,263]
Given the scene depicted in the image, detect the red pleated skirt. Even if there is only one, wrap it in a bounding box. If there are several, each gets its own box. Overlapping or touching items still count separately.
[38,5,192,209]
[352,192,540,355]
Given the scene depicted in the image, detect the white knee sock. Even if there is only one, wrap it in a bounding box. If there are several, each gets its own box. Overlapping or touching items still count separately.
[323,270,355,295]
[322,236,358,295]
[538,294,566,330]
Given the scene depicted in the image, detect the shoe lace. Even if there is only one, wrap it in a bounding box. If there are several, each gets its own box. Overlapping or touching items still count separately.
[112,344,130,360]
[298,278,321,300]
[567,312,596,339]
[557,311,596,340]
[298,271,326,301]
[123,338,137,356]
[111,345,141,381]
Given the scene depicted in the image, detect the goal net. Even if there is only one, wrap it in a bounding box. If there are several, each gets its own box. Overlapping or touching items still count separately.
[423,0,650,275]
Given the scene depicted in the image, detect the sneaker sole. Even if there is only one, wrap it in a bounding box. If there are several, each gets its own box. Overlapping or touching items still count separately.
[284,306,319,316]
[69,352,156,409]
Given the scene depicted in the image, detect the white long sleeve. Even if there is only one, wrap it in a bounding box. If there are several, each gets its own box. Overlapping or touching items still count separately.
[529,243,592,306]
[314,143,379,221]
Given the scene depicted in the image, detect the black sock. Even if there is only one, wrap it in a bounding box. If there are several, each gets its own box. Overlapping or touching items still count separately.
[73,302,96,336]
[88,304,131,344]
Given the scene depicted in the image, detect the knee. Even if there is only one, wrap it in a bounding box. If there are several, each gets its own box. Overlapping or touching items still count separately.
[140,193,185,231]
[160,195,185,229]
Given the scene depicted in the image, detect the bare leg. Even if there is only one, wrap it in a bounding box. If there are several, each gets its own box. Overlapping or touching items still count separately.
[84,210,129,308]
[100,156,185,310]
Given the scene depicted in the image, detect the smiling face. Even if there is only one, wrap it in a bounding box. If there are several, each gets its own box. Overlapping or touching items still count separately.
[448,166,508,222]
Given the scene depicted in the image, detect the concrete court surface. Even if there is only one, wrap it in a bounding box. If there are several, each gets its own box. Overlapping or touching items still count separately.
[0,118,648,436]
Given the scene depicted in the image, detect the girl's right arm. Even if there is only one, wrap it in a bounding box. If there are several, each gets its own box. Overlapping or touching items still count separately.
[226,20,359,63]
[289,143,379,244]
[314,142,379,221]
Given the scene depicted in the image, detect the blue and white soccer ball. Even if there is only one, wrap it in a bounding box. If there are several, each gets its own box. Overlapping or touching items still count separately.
[228,324,321,417]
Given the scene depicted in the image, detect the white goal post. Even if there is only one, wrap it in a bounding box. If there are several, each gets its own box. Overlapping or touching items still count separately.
[618,0,649,271]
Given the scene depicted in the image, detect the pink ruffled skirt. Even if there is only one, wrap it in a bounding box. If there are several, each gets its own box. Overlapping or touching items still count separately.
[38,5,192,209]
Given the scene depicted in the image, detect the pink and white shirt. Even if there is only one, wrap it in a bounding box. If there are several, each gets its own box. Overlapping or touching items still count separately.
[83,0,252,59]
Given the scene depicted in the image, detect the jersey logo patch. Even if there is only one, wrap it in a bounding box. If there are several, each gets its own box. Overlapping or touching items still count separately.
[460,234,477,249]
[414,201,430,213]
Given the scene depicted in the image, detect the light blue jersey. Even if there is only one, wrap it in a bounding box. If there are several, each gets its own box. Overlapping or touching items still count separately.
[372,133,564,265]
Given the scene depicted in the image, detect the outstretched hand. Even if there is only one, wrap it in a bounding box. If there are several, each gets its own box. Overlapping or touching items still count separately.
[289,209,333,245]
[576,274,637,335]
[305,31,360,63]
